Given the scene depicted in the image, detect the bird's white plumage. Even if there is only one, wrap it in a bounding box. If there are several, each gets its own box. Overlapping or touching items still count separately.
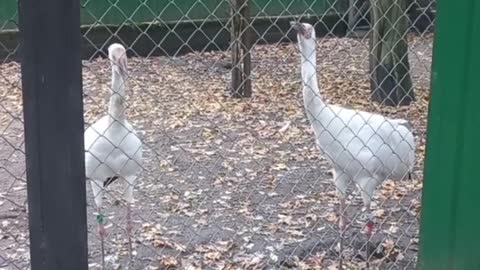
[295,22,415,204]
[84,116,142,190]
[84,43,143,208]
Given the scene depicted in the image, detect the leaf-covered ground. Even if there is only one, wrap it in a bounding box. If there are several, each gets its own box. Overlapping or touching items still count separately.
[0,33,432,270]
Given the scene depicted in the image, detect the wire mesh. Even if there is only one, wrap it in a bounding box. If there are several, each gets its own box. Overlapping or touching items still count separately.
[0,0,434,269]
[0,4,29,269]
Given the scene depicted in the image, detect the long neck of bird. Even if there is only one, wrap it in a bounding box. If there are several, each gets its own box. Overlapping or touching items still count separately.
[108,68,127,122]
[300,41,326,116]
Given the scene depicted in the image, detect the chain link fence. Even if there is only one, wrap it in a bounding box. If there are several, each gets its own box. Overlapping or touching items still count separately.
[0,0,435,269]
[0,3,28,268]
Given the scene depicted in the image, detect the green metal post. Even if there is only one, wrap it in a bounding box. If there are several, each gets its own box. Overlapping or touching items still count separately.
[417,0,480,269]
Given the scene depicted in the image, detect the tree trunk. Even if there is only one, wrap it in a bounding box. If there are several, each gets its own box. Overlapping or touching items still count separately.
[230,0,243,98]
[369,0,415,106]
[230,0,252,98]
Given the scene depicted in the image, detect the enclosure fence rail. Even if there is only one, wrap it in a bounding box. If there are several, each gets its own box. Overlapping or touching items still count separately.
[18,0,88,269]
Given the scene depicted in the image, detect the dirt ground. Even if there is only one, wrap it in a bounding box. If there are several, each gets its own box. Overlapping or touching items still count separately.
[0,33,432,270]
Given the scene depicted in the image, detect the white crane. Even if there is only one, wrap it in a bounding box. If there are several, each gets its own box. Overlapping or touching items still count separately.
[291,22,415,265]
[84,43,143,267]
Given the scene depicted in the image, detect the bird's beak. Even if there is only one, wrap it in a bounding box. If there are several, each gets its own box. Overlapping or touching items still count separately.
[290,21,306,36]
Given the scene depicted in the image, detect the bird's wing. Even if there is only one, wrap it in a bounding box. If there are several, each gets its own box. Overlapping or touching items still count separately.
[84,116,110,150]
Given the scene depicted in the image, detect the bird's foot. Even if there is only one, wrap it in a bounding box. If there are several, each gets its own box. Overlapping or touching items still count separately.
[366,212,375,236]
[366,219,374,237]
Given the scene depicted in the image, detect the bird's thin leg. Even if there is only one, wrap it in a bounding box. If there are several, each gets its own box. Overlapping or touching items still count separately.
[365,203,373,269]
[334,170,347,270]
[96,213,106,270]
[360,178,376,269]
[339,196,345,270]
[124,176,135,261]
[91,180,106,268]
[126,202,133,260]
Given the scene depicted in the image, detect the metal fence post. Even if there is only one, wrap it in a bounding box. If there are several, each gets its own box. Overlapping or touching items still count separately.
[418,0,480,269]
[18,0,88,269]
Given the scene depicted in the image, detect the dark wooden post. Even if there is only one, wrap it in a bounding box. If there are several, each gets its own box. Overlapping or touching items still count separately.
[369,0,415,106]
[241,0,252,97]
[231,0,242,97]
[230,0,252,98]
[18,0,88,269]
